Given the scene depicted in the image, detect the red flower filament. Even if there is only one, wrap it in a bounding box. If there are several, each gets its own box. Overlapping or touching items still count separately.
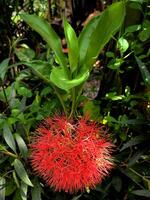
[30,115,114,193]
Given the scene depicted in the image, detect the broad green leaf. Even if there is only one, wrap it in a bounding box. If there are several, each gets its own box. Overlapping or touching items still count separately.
[78,16,99,67]
[14,133,28,158]
[50,67,89,91]
[79,2,125,71]
[22,60,51,83]
[0,58,10,81]
[20,13,67,69]
[31,179,42,200]
[0,177,5,200]
[63,17,79,73]
[135,56,150,87]
[13,159,33,187]
[131,190,150,197]
[3,123,17,154]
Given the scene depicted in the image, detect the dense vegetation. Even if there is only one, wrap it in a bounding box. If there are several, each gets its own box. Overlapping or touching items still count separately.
[0,0,150,200]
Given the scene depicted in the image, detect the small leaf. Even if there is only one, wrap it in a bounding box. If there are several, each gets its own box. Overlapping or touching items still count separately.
[13,159,33,187]
[0,58,10,81]
[50,67,89,91]
[17,85,32,98]
[117,37,129,54]
[63,17,79,73]
[135,56,150,87]
[0,177,5,200]
[3,123,17,154]
[131,190,150,197]
[14,133,28,158]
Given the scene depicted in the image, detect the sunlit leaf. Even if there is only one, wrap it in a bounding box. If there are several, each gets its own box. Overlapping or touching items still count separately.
[79,2,125,71]
[63,17,79,73]
[117,37,129,53]
[50,67,89,91]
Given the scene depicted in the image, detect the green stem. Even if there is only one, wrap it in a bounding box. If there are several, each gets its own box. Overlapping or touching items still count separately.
[1,150,18,158]
[52,85,68,117]
[69,88,76,119]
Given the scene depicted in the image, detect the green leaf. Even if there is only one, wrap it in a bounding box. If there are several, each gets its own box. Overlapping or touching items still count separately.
[15,44,35,62]
[125,24,141,34]
[108,58,124,70]
[50,67,89,91]
[63,17,79,73]
[13,159,33,187]
[3,123,17,154]
[135,56,150,87]
[5,181,16,196]
[83,100,101,121]
[112,176,122,192]
[117,37,129,54]
[78,16,99,67]
[20,13,67,69]
[22,60,51,83]
[13,189,22,200]
[131,190,150,197]
[120,134,149,151]
[79,2,125,71]
[0,58,10,81]
[31,179,42,200]
[0,177,5,200]
[20,182,28,200]
[14,133,28,158]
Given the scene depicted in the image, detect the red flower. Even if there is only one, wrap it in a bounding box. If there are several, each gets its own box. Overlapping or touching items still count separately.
[30,115,114,193]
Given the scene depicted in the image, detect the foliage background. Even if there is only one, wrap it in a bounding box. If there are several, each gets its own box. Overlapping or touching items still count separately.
[0,0,150,199]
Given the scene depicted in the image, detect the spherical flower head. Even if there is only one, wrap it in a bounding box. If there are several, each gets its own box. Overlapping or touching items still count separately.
[30,115,114,193]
